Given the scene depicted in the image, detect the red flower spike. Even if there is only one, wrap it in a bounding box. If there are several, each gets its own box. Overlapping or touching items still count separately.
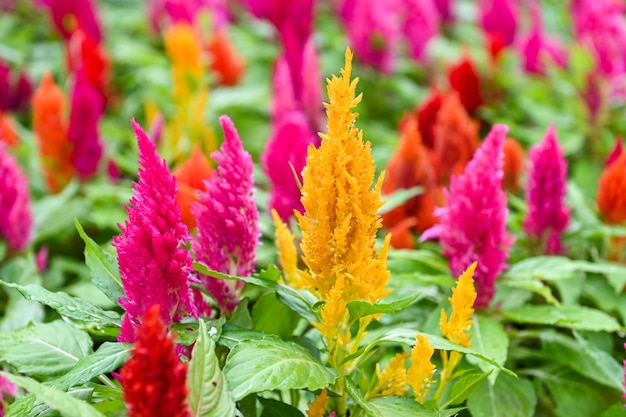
[448,55,483,114]
[121,305,191,417]
[207,30,245,86]
[598,153,626,225]
[502,137,525,191]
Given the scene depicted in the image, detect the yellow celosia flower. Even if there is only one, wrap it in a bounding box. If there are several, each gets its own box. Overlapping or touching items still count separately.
[164,22,203,83]
[440,262,477,347]
[272,210,304,289]
[369,352,409,398]
[312,274,350,349]
[295,48,391,305]
[306,388,329,417]
[406,335,435,404]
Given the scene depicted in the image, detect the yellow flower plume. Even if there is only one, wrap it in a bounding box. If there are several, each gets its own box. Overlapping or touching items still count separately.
[306,388,329,417]
[369,352,409,398]
[406,335,436,404]
[272,210,304,289]
[164,22,203,104]
[440,262,477,347]
[296,48,391,305]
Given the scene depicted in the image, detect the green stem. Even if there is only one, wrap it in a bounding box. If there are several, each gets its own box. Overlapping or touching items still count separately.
[97,374,118,390]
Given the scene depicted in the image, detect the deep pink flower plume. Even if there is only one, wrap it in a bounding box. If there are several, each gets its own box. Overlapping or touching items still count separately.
[36,0,102,42]
[192,116,260,313]
[479,0,518,48]
[0,60,32,114]
[523,125,570,254]
[423,124,514,308]
[147,0,230,32]
[0,373,17,417]
[520,1,568,74]
[68,70,104,180]
[400,0,440,63]
[113,119,196,343]
[0,142,33,253]
[433,0,453,21]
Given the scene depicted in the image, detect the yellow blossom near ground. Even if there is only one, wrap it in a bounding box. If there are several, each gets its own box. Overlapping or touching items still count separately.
[407,334,436,404]
[440,261,477,347]
[272,210,304,289]
[306,388,329,417]
[370,352,410,398]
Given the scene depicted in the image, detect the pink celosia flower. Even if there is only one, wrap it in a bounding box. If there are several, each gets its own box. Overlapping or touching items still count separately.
[433,0,453,21]
[519,1,568,74]
[148,0,231,32]
[400,0,440,63]
[0,142,33,253]
[338,0,400,73]
[192,116,260,313]
[36,0,102,42]
[35,246,49,273]
[523,125,570,254]
[0,60,32,114]
[68,70,104,180]
[479,0,518,47]
[422,124,514,308]
[121,304,191,417]
[0,373,17,417]
[113,119,196,343]
[607,136,624,166]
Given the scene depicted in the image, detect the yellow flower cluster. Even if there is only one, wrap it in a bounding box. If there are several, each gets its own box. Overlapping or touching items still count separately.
[272,210,304,289]
[440,262,477,347]
[406,335,435,404]
[306,388,329,417]
[370,353,410,398]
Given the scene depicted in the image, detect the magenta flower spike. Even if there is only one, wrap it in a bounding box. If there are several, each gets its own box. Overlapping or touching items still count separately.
[0,60,33,114]
[400,0,440,63]
[36,0,102,42]
[0,142,33,253]
[338,0,400,73]
[523,125,570,254]
[192,116,260,313]
[520,1,567,74]
[423,124,514,308]
[0,373,17,416]
[479,0,518,47]
[68,70,104,180]
[113,119,197,343]
[433,0,453,21]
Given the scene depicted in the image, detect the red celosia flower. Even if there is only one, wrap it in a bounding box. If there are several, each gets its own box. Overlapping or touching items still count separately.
[207,30,245,86]
[121,304,191,417]
[502,137,525,191]
[432,93,480,183]
[67,28,110,94]
[598,152,626,225]
[411,87,444,149]
[174,146,212,229]
[448,54,483,114]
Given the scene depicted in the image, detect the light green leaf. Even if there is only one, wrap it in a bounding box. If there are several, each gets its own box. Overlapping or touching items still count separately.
[0,281,121,328]
[379,186,423,214]
[188,320,236,417]
[467,315,509,384]
[441,371,491,408]
[504,256,626,281]
[252,293,300,339]
[223,338,338,400]
[499,279,559,306]
[347,293,424,324]
[501,305,622,332]
[0,372,105,417]
[74,218,124,305]
[367,397,463,417]
[600,404,626,417]
[0,321,92,378]
[467,373,536,417]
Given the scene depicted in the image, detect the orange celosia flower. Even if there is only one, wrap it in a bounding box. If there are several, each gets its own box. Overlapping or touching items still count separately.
[440,262,477,347]
[207,30,245,86]
[598,153,626,225]
[307,388,329,417]
[174,145,212,229]
[388,218,417,250]
[406,334,435,404]
[164,22,203,105]
[432,93,480,184]
[32,72,74,193]
[296,48,391,304]
[0,113,18,147]
[272,210,304,288]
[370,352,409,398]
[503,137,525,191]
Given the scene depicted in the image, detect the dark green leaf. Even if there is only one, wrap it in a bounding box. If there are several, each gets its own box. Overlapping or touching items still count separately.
[347,293,424,324]
[258,398,305,417]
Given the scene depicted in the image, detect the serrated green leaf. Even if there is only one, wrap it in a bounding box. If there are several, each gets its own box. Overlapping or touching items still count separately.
[0,372,105,417]
[467,315,508,384]
[0,281,121,328]
[367,396,463,417]
[188,320,236,417]
[347,292,423,324]
[467,373,536,417]
[0,321,92,378]
[440,371,491,408]
[223,338,338,400]
[74,218,124,305]
[501,305,622,332]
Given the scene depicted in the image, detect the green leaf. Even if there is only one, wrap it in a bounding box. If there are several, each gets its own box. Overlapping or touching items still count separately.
[0,321,92,378]
[187,320,236,417]
[252,293,300,339]
[347,293,424,324]
[600,404,626,417]
[466,373,536,417]
[0,372,105,417]
[0,281,121,328]
[499,279,559,306]
[74,218,124,305]
[440,371,491,408]
[51,342,131,391]
[504,256,626,281]
[223,338,338,400]
[5,395,47,417]
[367,397,463,417]
[501,305,622,332]
[258,398,305,417]
[379,186,423,214]
[467,315,509,384]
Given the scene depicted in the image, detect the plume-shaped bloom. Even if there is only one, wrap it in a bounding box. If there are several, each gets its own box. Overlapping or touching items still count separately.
[523,126,570,254]
[306,388,329,417]
[36,0,102,42]
[408,88,444,149]
[0,60,32,114]
[406,334,435,403]
[598,151,626,225]
[113,120,196,343]
[400,0,440,63]
[0,114,17,147]
[296,48,391,304]
[440,262,477,347]
[424,125,513,308]
[121,305,191,417]
[0,142,33,253]
[174,146,212,229]
[479,0,518,48]
[164,22,203,105]
[0,373,17,417]
[448,55,483,114]
[68,70,104,179]
[433,0,453,21]
[519,1,568,74]
[32,72,74,192]
[502,137,525,191]
[67,28,110,95]
[370,353,409,398]
[272,210,304,288]
[192,116,259,313]
[207,30,245,86]
[606,136,624,167]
